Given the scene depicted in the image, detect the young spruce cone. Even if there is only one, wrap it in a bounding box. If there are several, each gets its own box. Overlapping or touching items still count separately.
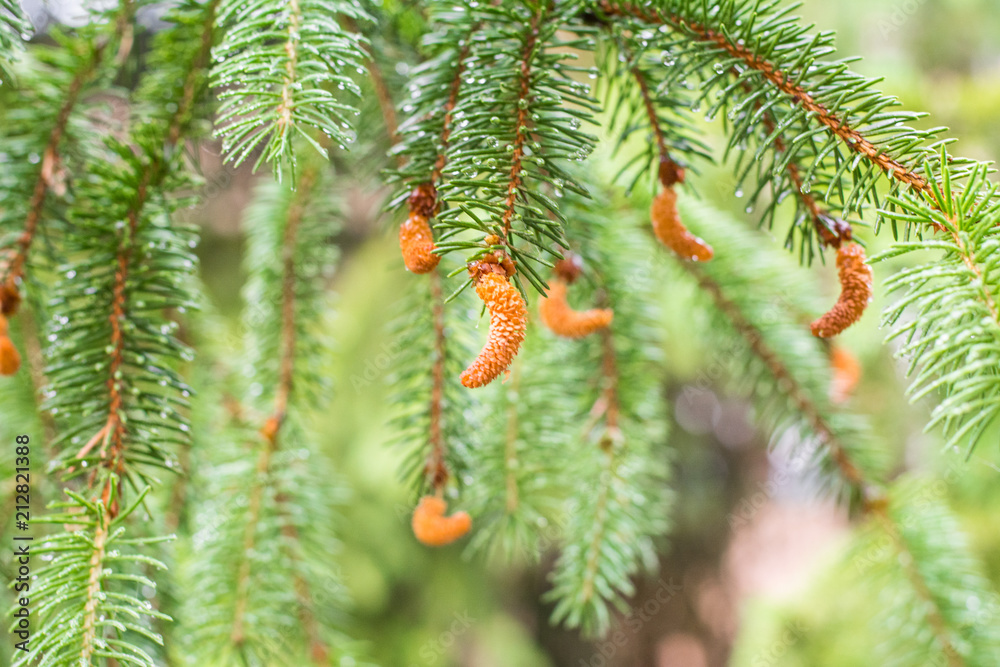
[829,344,861,404]
[412,495,472,547]
[460,270,527,388]
[399,213,440,274]
[810,243,872,338]
[650,186,713,262]
[0,314,21,376]
[539,279,613,338]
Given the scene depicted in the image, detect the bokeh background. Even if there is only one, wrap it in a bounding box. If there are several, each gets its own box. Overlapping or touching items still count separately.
[7,0,1000,665]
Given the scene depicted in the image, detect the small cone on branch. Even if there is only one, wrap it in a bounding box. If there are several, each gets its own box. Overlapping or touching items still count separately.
[0,315,20,376]
[650,186,713,262]
[811,243,873,338]
[539,279,613,338]
[460,269,527,388]
[412,495,471,547]
[0,280,20,316]
[829,344,861,404]
[399,213,440,274]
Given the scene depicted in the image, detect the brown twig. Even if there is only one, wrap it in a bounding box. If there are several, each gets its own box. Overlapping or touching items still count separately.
[631,64,684,188]
[425,270,449,492]
[598,325,620,435]
[500,7,545,241]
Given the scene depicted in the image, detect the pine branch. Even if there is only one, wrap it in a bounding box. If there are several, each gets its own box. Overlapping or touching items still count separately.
[211,0,368,177]
[430,0,599,291]
[1,1,137,300]
[542,185,671,636]
[180,165,354,664]
[672,196,996,664]
[0,0,29,82]
[873,157,1000,449]
[13,487,172,667]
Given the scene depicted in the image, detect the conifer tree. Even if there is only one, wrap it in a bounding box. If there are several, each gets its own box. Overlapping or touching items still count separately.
[2,0,1000,664]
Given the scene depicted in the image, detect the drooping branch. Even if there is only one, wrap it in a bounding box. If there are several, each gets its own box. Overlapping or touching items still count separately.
[681,262,964,664]
[684,264,866,488]
[752,85,852,248]
[1,0,137,293]
[231,164,317,645]
[431,37,474,186]
[79,0,221,514]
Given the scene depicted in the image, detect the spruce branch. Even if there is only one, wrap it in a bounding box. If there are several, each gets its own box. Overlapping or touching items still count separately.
[388,266,479,496]
[0,0,29,82]
[683,267,866,489]
[672,197,996,664]
[52,0,218,489]
[180,163,352,664]
[21,6,221,661]
[599,0,945,203]
[874,157,1000,449]
[595,1,1000,448]
[389,0,480,204]
[230,165,318,645]
[542,186,671,636]
[341,13,399,147]
[426,271,449,491]
[433,0,599,290]
[749,79,853,253]
[12,487,172,667]
[597,19,712,197]
[1,0,137,318]
[211,0,368,177]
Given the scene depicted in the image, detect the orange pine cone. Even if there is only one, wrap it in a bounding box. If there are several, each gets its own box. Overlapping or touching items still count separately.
[829,344,861,404]
[399,213,440,274]
[810,243,873,338]
[412,495,472,547]
[0,281,20,316]
[460,271,527,388]
[0,322,20,376]
[260,416,280,443]
[538,279,613,338]
[650,186,713,262]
